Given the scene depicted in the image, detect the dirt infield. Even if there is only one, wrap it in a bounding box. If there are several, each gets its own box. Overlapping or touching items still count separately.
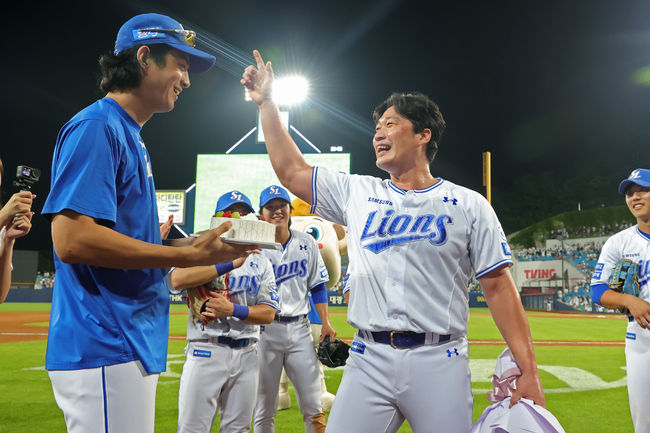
[1,311,626,346]
[0,311,49,343]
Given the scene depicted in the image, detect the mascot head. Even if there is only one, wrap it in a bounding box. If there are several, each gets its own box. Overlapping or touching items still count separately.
[291,198,347,289]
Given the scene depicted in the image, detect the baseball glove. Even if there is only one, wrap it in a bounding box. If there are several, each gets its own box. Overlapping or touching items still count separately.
[186,274,229,323]
[317,336,350,368]
[607,259,640,314]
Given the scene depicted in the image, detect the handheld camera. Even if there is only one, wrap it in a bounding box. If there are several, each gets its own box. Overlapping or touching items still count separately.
[13,165,41,191]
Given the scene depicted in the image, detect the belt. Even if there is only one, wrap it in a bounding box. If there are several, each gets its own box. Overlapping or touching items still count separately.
[358,330,451,349]
[196,336,253,348]
[275,314,307,323]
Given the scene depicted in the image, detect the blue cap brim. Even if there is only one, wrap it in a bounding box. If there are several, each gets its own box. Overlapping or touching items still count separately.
[260,197,290,208]
[619,178,650,194]
[166,41,215,74]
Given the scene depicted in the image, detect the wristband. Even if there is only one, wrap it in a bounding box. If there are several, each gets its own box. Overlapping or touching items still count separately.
[215,261,235,275]
[232,303,249,320]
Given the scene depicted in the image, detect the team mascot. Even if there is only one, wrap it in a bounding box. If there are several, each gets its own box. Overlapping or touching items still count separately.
[277,198,348,412]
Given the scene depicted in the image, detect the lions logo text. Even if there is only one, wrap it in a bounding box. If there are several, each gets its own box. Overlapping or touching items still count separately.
[228,274,261,297]
[273,260,309,285]
[360,210,453,253]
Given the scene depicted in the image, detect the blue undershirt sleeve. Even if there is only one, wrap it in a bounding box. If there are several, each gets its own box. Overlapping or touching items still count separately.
[590,283,610,306]
[311,282,328,304]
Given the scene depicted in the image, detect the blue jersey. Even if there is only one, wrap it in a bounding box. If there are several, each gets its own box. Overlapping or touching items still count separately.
[42,97,169,373]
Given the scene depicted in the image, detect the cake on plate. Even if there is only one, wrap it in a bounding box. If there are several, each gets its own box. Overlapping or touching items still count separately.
[210,211,276,245]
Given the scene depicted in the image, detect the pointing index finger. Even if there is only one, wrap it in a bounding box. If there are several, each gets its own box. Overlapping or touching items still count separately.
[253,49,265,70]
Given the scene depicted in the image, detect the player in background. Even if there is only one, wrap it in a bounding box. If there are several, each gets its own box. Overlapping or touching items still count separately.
[277,294,337,412]
[590,168,650,433]
[0,157,35,303]
[41,14,254,433]
[341,268,351,306]
[242,50,544,433]
[171,191,279,433]
[253,185,335,433]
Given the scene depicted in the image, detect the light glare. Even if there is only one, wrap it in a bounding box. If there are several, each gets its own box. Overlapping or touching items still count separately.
[273,76,309,106]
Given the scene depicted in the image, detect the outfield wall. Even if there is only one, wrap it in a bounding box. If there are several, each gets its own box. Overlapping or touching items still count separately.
[5,289,492,309]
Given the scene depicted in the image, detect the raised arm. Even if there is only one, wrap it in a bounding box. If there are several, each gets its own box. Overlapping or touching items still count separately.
[241,50,314,203]
[480,265,546,407]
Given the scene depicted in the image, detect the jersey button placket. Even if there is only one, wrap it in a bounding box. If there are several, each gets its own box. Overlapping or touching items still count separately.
[385,200,408,324]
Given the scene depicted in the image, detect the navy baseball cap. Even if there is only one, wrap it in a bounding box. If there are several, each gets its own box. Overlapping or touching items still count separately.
[114,13,215,74]
[259,185,291,208]
[215,191,254,214]
[618,168,650,194]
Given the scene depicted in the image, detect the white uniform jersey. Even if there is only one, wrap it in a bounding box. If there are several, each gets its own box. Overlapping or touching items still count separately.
[310,166,512,335]
[591,226,650,302]
[262,229,329,316]
[342,267,351,296]
[186,254,279,341]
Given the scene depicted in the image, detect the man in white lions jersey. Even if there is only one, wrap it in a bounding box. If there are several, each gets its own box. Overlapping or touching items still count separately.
[242,50,545,433]
[171,191,279,433]
[253,185,335,433]
[591,168,650,433]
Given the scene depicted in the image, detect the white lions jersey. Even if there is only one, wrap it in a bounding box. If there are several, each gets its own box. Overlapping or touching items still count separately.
[591,226,650,303]
[310,166,513,335]
[186,254,279,341]
[262,229,329,316]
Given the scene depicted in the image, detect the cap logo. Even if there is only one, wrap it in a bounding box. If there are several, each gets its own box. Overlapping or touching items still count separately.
[132,28,167,42]
[630,170,641,180]
[231,191,243,201]
[269,186,280,195]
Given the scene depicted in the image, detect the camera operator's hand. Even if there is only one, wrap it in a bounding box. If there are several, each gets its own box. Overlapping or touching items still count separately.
[5,212,33,240]
[0,191,35,229]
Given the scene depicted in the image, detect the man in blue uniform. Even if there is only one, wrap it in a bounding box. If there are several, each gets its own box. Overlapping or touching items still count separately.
[42,13,252,433]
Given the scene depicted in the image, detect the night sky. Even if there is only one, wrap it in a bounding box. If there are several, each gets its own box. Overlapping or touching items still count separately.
[3,0,650,251]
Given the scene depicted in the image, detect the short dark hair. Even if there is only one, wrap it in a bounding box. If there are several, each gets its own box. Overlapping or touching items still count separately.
[372,92,446,163]
[98,44,173,93]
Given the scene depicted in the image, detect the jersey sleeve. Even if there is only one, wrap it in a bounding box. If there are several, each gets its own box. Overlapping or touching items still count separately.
[256,258,280,311]
[310,166,350,226]
[468,193,513,278]
[42,120,119,224]
[591,237,621,286]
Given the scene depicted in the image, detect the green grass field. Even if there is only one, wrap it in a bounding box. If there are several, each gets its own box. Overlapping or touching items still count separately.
[0,304,632,432]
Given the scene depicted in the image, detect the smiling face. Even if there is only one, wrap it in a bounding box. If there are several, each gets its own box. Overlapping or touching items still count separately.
[625,184,650,224]
[141,48,191,113]
[373,106,430,174]
[261,198,291,229]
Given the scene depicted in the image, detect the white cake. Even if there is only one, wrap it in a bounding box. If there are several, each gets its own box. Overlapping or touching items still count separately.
[210,214,276,244]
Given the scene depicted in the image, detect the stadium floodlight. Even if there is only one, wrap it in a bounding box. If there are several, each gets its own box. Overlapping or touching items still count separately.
[273,76,308,106]
[243,76,309,107]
